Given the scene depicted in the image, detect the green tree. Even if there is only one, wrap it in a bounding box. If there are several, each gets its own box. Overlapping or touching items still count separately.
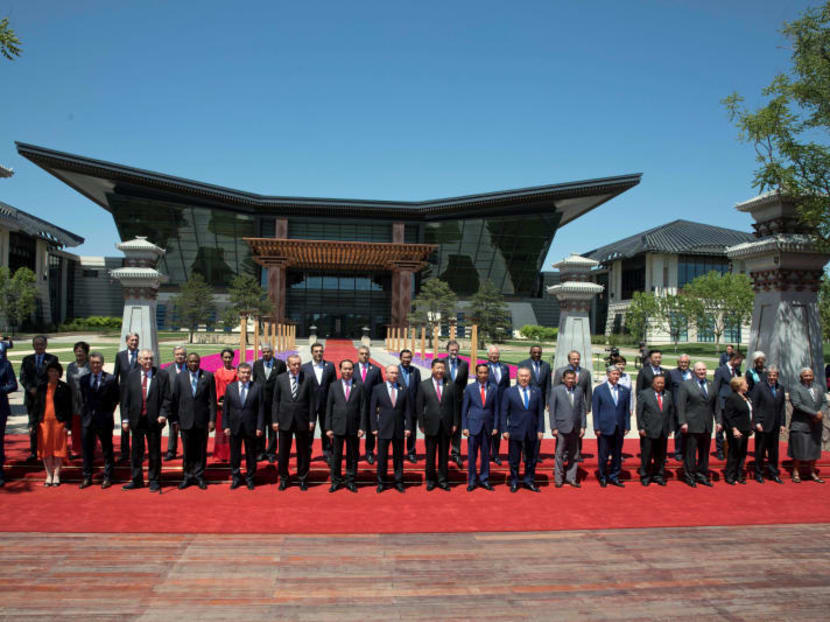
[467,280,512,345]
[408,277,457,344]
[657,293,702,352]
[170,273,216,343]
[0,267,36,335]
[723,2,830,247]
[820,272,830,341]
[0,17,22,61]
[623,291,660,344]
[227,274,273,317]
[683,271,754,351]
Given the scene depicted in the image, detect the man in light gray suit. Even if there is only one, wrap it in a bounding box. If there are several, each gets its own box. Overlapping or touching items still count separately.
[553,350,593,462]
[788,367,826,483]
[548,369,585,488]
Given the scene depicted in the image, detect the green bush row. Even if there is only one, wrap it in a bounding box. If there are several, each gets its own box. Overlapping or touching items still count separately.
[519,324,558,341]
[58,316,123,332]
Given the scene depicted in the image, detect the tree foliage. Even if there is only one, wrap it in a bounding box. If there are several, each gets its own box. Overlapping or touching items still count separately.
[0,267,36,335]
[466,280,511,345]
[0,17,22,61]
[170,273,216,343]
[227,274,273,317]
[624,291,660,343]
[656,293,702,352]
[683,271,754,351]
[408,277,457,339]
[723,2,830,247]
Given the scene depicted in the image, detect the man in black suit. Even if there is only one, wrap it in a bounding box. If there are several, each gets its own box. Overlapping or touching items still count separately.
[169,352,216,490]
[713,350,744,460]
[354,345,383,465]
[440,340,469,466]
[113,332,141,463]
[636,349,670,395]
[222,362,265,490]
[79,352,119,489]
[667,354,694,461]
[416,358,458,490]
[19,335,58,462]
[677,362,721,487]
[398,349,421,463]
[750,365,786,484]
[369,365,413,493]
[324,359,366,493]
[164,345,187,461]
[486,346,510,465]
[252,344,286,463]
[273,354,316,490]
[636,375,674,486]
[302,342,336,462]
[121,349,170,492]
[719,345,735,368]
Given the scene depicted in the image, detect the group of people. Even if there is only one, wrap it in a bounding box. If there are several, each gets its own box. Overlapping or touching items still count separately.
[0,334,826,493]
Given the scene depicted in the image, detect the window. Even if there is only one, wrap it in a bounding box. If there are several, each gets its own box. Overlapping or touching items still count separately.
[82,269,99,278]
[677,255,730,289]
[620,256,645,300]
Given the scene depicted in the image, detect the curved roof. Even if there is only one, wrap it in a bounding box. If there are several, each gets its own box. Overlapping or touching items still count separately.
[0,200,84,247]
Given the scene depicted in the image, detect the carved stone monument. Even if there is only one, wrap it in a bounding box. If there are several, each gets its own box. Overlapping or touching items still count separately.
[548,254,604,375]
[726,192,830,390]
[109,237,166,365]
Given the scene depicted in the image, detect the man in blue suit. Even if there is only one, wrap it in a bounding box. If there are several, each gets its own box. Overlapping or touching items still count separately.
[591,365,631,487]
[0,341,16,487]
[501,366,545,492]
[398,349,421,463]
[461,363,499,491]
[486,346,511,465]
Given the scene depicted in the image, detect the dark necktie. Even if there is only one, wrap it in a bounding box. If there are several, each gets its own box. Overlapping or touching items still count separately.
[291,375,298,398]
[141,373,148,416]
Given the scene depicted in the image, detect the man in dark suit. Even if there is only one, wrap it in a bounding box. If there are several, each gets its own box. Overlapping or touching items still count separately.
[636,349,670,394]
[113,332,141,463]
[222,362,265,490]
[354,345,383,465]
[548,369,585,488]
[169,352,216,490]
[398,349,422,463]
[369,365,413,493]
[713,350,744,460]
[302,342,336,462]
[416,359,458,491]
[719,345,735,368]
[677,362,720,487]
[164,345,187,461]
[501,366,545,492]
[252,344,286,463]
[486,346,510,465]
[273,354,316,490]
[19,335,58,462]
[460,363,499,491]
[324,359,366,493]
[667,354,693,461]
[552,349,589,462]
[636,375,674,486]
[750,365,786,484]
[440,340,469,466]
[120,349,170,492]
[592,366,631,487]
[79,352,119,489]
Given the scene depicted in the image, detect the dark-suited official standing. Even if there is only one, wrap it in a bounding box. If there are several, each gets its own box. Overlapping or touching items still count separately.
[501,367,545,493]
[441,340,469,467]
[354,345,383,465]
[369,365,413,493]
[486,346,510,465]
[302,342,336,462]
[722,376,753,485]
[252,345,285,463]
[113,332,141,463]
[170,353,216,490]
[677,362,720,487]
[164,345,187,461]
[416,359,457,491]
[548,369,585,488]
[552,349,589,462]
[324,359,366,493]
[121,349,170,492]
[592,366,631,488]
[398,349,421,463]
[636,374,673,486]
[222,362,264,490]
[750,365,785,484]
[461,364,498,491]
[79,352,119,489]
[273,354,316,490]
[19,335,58,462]
[667,354,694,461]
[713,350,744,460]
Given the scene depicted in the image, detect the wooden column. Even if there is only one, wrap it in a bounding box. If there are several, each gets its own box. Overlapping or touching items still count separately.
[432,324,440,358]
[270,320,276,351]
[410,327,416,355]
[291,324,296,349]
[239,314,247,364]
[449,321,456,341]
[420,326,426,361]
[470,324,478,369]
[385,326,390,351]
[266,263,287,323]
[253,316,260,360]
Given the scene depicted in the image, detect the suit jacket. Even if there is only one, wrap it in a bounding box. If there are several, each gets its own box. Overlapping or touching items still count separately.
[223,381,265,436]
[523,358,553,405]
[252,357,286,409]
[677,378,719,434]
[461,381,499,435]
[19,352,59,410]
[113,348,141,401]
[548,384,586,434]
[750,381,786,432]
[745,367,767,393]
[713,364,742,409]
[80,371,119,428]
[500,384,545,439]
[30,380,73,426]
[0,358,17,419]
[121,367,171,429]
[487,361,511,397]
[789,382,825,433]
[369,382,413,440]
[553,365,591,413]
[170,368,217,430]
[272,371,316,431]
[324,380,367,436]
[398,364,422,405]
[354,361,383,396]
[438,356,469,404]
[416,377,458,436]
[636,389,674,439]
[591,382,631,435]
[668,367,694,407]
[722,392,752,433]
[301,360,336,415]
[636,365,671,395]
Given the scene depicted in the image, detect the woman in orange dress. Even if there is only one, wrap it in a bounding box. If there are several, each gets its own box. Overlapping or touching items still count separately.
[212,348,237,462]
[29,361,73,486]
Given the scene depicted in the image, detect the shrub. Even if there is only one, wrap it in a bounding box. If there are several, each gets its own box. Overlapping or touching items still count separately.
[519,324,558,341]
[58,316,122,332]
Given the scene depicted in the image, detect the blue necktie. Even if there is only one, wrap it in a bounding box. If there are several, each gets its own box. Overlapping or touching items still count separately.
[191,374,198,396]
[36,355,42,369]
[700,380,708,397]
[770,385,776,397]
[240,383,247,405]
[522,388,529,409]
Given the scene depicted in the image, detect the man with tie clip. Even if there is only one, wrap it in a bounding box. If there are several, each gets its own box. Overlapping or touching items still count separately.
[170,353,216,490]
[222,362,265,490]
[501,366,545,492]
[19,335,58,462]
[440,340,469,467]
[713,350,744,460]
[164,345,187,461]
[486,346,511,465]
[677,362,720,487]
[461,363,499,491]
[548,369,585,488]
[121,349,170,492]
[113,332,141,464]
[416,359,458,491]
[398,349,421,463]
[636,374,674,487]
[369,365,413,493]
[591,366,631,488]
[273,354,316,491]
[354,345,383,465]
[668,354,694,462]
[324,359,366,493]
[750,365,786,484]
[252,344,286,463]
[79,352,119,489]
[302,343,336,463]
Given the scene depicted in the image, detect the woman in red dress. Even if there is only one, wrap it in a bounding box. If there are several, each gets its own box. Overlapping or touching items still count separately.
[30,361,72,486]
[212,348,237,462]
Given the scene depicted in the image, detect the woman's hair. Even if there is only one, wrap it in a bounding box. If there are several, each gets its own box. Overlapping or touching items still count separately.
[221,348,235,358]
[729,376,744,392]
[46,360,64,378]
[73,341,90,354]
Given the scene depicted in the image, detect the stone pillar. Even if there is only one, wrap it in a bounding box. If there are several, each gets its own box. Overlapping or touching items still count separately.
[548,254,604,375]
[726,192,830,391]
[109,237,166,365]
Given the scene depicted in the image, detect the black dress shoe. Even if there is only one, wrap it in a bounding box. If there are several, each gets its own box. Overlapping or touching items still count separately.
[376,484,385,494]
[698,479,713,487]
[654,479,666,487]
[480,482,494,491]
[555,482,563,488]
[347,483,358,493]
[609,480,624,488]
[178,480,190,490]
[197,479,208,490]
[510,483,518,493]
[256,453,267,462]
[641,479,650,487]
[452,454,463,467]
[366,454,375,465]
[122,481,143,490]
[299,482,308,491]
[437,482,450,491]
[230,480,241,490]
[725,479,736,486]
[278,480,288,490]
[685,479,697,488]
[426,481,436,491]
[406,454,417,464]
[716,452,725,461]
[599,480,607,488]
[79,478,92,489]
[329,483,339,493]
[524,483,541,493]
[771,475,784,484]
[101,479,112,489]
[0,477,4,487]
[755,475,765,484]
[466,483,477,492]
[149,482,161,492]
[738,478,747,485]
[493,456,502,466]
[246,481,255,490]
[164,453,176,462]
[395,483,405,493]
[569,481,582,488]
[267,454,276,464]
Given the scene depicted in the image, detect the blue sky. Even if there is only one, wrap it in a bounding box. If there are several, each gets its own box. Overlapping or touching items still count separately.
[0,0,817,264]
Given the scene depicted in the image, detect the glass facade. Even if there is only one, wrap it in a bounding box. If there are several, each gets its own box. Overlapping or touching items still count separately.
[677,255,730,289]
[621,256,646,300]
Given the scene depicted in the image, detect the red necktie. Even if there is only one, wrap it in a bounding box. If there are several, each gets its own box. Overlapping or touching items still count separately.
[141,373,148,416]
[361,365,367,382]
[436,381,442,403]
[345,382,351,401]
[657,393,663,411]
[390,386,397,406]
[480,384,486,406]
